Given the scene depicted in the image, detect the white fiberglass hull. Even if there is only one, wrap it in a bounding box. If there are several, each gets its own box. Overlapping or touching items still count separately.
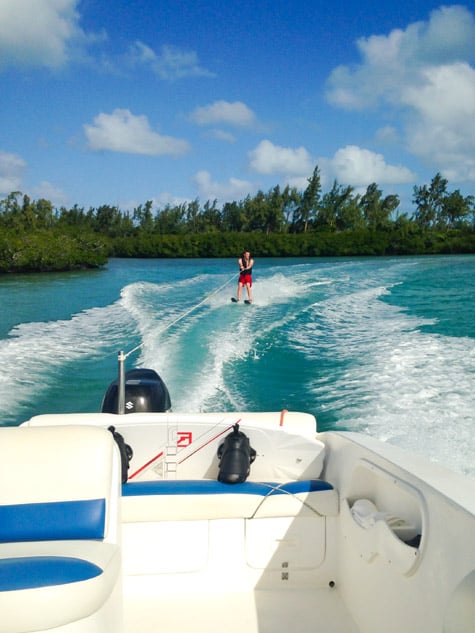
[1,411,473,633]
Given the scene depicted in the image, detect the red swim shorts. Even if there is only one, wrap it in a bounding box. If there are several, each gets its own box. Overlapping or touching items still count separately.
[239,273,252,286]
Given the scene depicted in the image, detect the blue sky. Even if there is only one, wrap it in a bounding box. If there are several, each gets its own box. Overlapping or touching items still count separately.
[0,1,474,213]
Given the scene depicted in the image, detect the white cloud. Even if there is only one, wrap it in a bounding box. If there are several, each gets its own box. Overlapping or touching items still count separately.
[403,62,475,181]
[33,181,68,206]
[208,130,237,143]
[287,175,315,191]
[0,0,90,69]
[193,170,254,203]
[327,6,475,110]
[84,109,190,156]
[0,150,26,194]
[190,101,256,127]
[326,145,415,187]
[325,5,475,181]
[408,4,475,64]
[375,126,399,144]
[129,41,215,80]
[248,140,314,176]
[154,192,191,208]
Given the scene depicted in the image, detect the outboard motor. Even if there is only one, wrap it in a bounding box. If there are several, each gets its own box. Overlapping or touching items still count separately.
[217,423,256,484]
[101,368,171,414]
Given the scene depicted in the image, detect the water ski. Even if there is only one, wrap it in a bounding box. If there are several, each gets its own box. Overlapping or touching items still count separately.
[230,298,252,304]
[244,299,252,304]
[231,297,238,302]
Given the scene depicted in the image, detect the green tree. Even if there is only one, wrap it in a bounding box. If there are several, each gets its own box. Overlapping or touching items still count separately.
[93,205,123,236]
[57,204,87,227]
[439,190,474,228]
[359,183,399,230]
[265,185,286,234]
[280,185,301,231]
[200,199,221,232]
[336,190,363,231]
[0,192,22,229]
[154,204,186,234]
[314,181,363,231]
[185,199,201,233]
[413,173,448,229]
[243,189,285,234]
[294,165,322,232]
[222,200,246,232]
[134,200,154,232]
[34,198,55,229]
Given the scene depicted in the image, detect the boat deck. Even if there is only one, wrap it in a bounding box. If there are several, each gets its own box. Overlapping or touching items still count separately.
[124,588,361,633]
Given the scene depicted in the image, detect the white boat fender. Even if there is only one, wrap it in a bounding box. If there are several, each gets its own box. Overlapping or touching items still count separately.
[350,499,408,530]
[108,425,133,483]
[217,423,256,484]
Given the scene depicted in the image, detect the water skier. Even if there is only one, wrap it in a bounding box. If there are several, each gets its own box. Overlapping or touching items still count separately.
[236,250,254,303]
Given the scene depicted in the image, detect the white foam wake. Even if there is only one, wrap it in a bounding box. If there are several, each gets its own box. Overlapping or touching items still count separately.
[0,300,131,423]
[292,284,475,477]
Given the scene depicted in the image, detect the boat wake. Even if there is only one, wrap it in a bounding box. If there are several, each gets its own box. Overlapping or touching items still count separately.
[1,257,473,478]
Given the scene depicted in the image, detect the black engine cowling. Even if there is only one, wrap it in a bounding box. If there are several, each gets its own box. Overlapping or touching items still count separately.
[101,368,171,414]
[217,423,256,484]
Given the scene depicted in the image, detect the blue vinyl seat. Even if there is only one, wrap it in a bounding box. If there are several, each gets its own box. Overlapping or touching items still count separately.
[0,425,122,633]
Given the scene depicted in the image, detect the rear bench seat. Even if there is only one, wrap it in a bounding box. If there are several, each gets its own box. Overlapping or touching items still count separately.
[0,426,121,633]
[121,479,339,521]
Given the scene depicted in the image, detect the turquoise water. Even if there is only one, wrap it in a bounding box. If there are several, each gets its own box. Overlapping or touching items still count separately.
[1,255,473,477]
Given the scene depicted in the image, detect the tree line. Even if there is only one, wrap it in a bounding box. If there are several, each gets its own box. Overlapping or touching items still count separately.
[0,169,474,273]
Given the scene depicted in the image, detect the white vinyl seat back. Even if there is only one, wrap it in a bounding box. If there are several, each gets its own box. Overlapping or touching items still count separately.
[0,425,123,633]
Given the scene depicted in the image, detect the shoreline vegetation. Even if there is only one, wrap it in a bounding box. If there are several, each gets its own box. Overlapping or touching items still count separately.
[0,170,474,273]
